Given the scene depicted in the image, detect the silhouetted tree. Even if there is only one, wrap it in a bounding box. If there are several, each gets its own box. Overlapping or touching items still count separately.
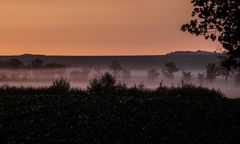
[197,73,205,86]
[206,63,219,83]
[182,70,193,83]
[182,0,240,68]
[50,78,71,95]
[218,65,230,83]
[147,69,160,80]
[6,59,23,68]
[161,62,180,79]
[29,58,44,68]
[87,72,117,95]
[109,60,122,77]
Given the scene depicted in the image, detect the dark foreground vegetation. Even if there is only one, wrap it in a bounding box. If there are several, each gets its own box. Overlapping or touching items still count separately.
[1,73,240,144]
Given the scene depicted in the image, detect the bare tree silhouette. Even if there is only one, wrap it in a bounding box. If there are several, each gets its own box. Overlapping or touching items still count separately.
[197,73,205,86]
[206,63,219,83]
[218,65,230,83]
[161,62,179,79]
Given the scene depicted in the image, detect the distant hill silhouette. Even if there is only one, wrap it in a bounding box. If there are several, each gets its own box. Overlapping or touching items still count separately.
[166,50,220,56]
[0,51,222,70]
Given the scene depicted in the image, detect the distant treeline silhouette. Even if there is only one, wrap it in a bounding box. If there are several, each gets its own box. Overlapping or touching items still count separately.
[146,61,240,86]
[0,58,66,69]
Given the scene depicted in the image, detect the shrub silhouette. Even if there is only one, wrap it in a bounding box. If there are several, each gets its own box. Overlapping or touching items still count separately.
[50,78,71,95]
[87,72,117,95]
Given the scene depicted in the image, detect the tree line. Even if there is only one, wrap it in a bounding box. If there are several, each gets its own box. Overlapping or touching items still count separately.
[107,60,240,86]
[0,58,66,69]
[147,62,240,86]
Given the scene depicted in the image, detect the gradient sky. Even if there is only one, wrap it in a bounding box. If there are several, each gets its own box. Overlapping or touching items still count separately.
[0,0,219,56]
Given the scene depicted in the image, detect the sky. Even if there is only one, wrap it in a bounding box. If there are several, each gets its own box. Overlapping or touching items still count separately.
[0,0,219,56]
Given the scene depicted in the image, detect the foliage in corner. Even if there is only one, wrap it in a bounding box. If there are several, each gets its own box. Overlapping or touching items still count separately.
[182,0,240,68]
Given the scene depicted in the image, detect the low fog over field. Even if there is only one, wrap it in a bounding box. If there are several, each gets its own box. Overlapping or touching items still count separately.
[0,51,239,98]
[0,66,239,98]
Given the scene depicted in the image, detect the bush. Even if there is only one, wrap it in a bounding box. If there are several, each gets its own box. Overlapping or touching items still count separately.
[50,78,71,95]
[87,72,118,95]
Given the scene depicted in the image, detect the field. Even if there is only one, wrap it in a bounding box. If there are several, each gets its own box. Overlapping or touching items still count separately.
[0,68,239,98]
[1,0,240,143]
[1,74,240,144]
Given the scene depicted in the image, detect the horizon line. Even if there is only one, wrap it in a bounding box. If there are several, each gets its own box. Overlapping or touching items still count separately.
[0,54,166,57]
[0,50,217,57]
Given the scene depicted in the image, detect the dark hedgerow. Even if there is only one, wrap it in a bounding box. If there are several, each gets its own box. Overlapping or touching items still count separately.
[1,73,240,144]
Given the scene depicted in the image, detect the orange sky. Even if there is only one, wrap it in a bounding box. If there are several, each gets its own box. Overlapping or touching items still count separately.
[0,0,218,56]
